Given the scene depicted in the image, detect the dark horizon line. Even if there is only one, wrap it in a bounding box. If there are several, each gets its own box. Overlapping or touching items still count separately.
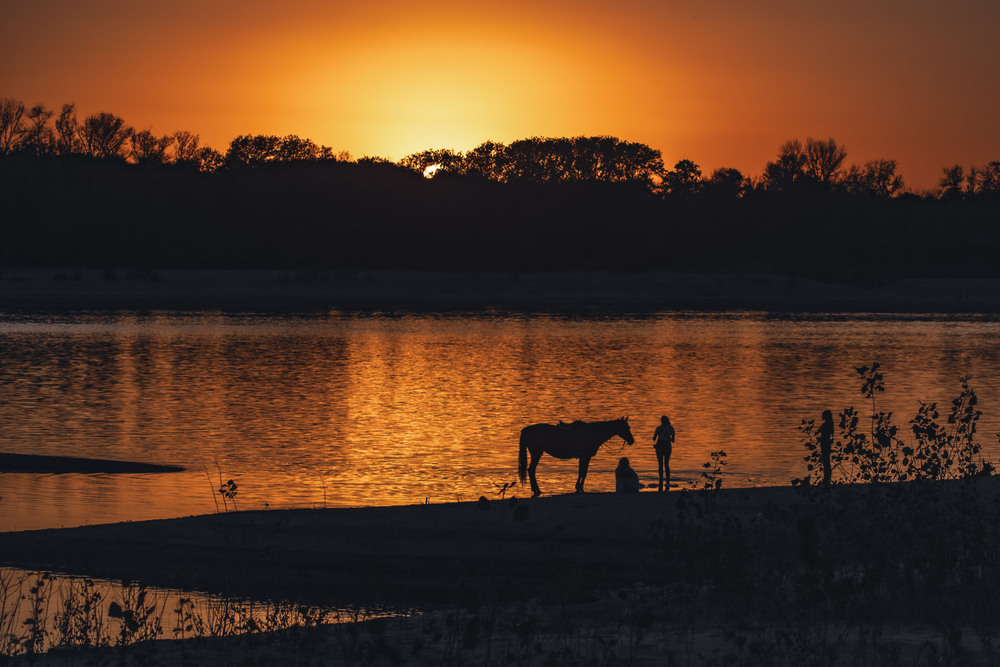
[3,95,998,196]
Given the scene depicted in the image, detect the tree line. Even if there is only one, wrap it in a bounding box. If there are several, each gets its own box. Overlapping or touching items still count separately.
[1,96,999,277]
[3,97,1000,198]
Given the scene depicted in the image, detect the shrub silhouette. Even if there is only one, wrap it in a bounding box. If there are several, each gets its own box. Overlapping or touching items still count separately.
[794,362,994,486]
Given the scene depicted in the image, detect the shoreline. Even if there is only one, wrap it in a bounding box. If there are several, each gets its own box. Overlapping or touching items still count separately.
[6,478,1000,665]
[2,268,1000,312]
[3,478,997,608]
[0,485,799,607]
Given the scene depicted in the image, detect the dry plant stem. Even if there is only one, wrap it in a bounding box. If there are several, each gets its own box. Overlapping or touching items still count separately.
[215,461,228,512]
[205,468,220,513]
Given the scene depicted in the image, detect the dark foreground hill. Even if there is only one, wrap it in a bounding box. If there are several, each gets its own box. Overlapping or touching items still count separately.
[5,478,1000,664]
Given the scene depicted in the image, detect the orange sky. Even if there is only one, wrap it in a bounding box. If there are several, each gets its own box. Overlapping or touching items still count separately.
[3,0,999,190]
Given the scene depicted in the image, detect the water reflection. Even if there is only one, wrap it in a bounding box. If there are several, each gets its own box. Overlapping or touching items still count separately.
[0,566,379,654]
[2,310,1000,532]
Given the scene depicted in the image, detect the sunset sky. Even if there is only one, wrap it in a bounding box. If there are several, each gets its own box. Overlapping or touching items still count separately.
[3,0,999,190]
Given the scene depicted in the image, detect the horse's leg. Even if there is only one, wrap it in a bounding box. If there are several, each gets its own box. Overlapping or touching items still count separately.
[575,456,592,493]
[527,448,543,497]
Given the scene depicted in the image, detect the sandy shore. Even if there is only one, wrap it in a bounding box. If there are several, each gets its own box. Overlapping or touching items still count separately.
[1,479,995,608]
[6,479,1000,665]
[0,490,732,608]
[2,268,1000,312]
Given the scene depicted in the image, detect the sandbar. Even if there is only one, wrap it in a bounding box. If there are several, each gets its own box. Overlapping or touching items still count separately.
[0,452,185,474]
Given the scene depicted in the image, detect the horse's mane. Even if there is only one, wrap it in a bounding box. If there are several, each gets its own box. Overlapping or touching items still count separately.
[558,418,625,427]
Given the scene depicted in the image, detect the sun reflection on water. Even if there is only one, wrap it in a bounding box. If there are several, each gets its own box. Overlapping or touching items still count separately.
[2,311,1000,531]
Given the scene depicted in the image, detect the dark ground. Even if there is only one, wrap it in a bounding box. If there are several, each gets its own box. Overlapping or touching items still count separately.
[0,487,811,610]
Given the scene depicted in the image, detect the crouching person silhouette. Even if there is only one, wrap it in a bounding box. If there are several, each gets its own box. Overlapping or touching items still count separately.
[615,457,642,493]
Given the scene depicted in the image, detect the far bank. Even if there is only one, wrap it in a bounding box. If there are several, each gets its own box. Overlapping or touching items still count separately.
[2,269,1000,312]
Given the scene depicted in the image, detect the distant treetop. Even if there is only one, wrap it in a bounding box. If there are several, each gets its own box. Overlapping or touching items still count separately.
[2,95,1000,200]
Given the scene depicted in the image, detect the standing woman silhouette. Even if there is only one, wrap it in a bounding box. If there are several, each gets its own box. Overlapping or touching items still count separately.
[653,415,676,491]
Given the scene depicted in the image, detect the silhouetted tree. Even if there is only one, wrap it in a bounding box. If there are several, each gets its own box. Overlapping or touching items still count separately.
[356,156,394,166]
[79,112,133,159]
[398,136,662,186]
[274,134,332,161]
[555,136,663,183]
[938,164,965,199]
[761,139,807,191]
[566,136,603,180]
[172,130,201,167]
[506,136,663,185]
[504,137,569,182]
[21,104,55,154]
[464,141,509,180]
[224,134,334,168]
[399,148,465,176]
[55,103,80,155]
[0,97,25,154]
[225,134,282,166]
[595,137,663,184]
[966,161,1000,195]
[168,133,226,172]
[803,137,847,185]
[843,159,905,197]
[196,147,225,173]
[704,167,751,199]
[661,159,702,197]
[128,129,174,164]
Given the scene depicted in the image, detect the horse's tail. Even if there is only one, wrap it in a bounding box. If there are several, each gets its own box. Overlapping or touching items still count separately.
[518,428,528,484]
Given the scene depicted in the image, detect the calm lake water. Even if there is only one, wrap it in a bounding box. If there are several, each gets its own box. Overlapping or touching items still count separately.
[2,310,1000,532]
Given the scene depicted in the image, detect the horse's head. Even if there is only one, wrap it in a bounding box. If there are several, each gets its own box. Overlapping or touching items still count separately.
[616,416,635,446]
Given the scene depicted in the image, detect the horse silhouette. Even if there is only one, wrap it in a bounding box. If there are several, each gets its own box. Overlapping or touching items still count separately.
[518,417,635,496]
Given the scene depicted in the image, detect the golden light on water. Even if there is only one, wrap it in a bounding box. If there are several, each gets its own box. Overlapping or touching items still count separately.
[4,311,1000,531]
